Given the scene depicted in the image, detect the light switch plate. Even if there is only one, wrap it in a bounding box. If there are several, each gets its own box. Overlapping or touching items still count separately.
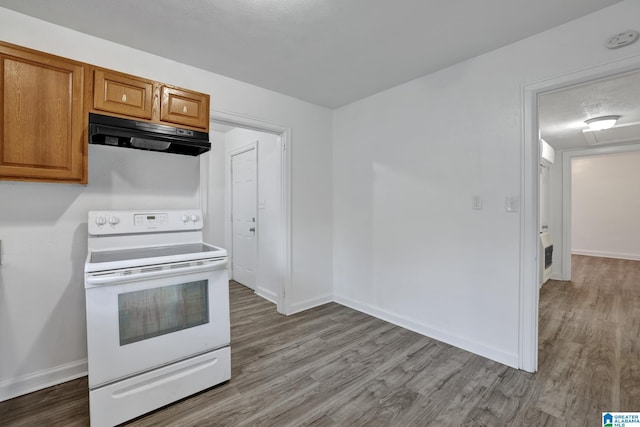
[472,195,483,210]
[505,196,520,213]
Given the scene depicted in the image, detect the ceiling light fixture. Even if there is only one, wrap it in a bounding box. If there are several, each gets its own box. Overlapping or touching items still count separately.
[584,115,620,131]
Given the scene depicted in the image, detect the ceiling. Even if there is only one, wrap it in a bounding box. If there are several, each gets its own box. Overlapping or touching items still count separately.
[0,0,623,108]
[539,69,640,151]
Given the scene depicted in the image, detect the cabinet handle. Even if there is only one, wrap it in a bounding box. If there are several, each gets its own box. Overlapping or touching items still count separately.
[183,106,188,113]
[122,94,127,103]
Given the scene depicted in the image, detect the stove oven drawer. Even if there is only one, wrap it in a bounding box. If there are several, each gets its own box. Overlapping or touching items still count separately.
[89,347,230,427]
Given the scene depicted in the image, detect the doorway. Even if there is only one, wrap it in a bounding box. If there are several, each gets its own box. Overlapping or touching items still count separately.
[520,55,640,372]
[225,129,282,306]
[200,110,292,315]
[563,146,640,272]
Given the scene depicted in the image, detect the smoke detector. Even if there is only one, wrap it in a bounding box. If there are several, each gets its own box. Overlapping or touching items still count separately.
[607,30,639,49]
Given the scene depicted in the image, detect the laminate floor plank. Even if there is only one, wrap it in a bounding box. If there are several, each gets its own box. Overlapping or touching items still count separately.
[231,318,395,396]
[511,407,566,427]
[1,256,638,426]
[236,329,425,426]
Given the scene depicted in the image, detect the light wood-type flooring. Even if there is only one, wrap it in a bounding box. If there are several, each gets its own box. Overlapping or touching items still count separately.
[1,255,638,426]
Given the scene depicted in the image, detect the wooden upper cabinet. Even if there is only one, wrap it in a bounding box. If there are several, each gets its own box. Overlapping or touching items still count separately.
[0,43,86,183]
[93,70,154,119]
[0,41,211,185]
[91,69,210,131]
[160,86,209,130]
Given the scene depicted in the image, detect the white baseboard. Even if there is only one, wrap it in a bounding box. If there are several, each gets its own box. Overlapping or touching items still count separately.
[334,294,519,369]
[572,249,640,261]
[288,293,333,315]
[255,286,277,304]
[550,272,564,280]
[0,359,87,402]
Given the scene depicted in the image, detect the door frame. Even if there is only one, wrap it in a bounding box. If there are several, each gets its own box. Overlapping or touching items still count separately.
[519,54,640,372]
[201,109,292,315]
[229,142,258,289]
[561,143,640,279]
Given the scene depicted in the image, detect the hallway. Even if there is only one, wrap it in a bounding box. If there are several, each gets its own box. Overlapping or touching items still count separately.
[538,255,640,416]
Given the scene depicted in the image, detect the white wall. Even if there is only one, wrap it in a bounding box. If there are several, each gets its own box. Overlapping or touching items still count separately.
[224,128,282,303]
[539,165,551,228]
[332,0,640,368]
[202,130,227,247]
[572,151,640,260]
[0,8,333,400]
[0,147,200,400]
[549,156,564,279]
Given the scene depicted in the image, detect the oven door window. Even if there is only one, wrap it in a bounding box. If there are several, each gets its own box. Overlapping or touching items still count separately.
[118,280,209,346]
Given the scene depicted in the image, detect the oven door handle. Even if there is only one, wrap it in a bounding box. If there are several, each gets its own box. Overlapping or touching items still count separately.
[85,259,227,287]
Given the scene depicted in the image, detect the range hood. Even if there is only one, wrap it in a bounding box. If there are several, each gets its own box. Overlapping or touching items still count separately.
[89,113,210,156]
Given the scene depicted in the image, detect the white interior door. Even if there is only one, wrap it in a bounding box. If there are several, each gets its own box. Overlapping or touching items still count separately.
[231,146,257,289]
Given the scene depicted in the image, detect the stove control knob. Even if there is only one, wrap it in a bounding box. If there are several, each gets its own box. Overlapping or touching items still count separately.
[181,215,189,223]
[95,216,107,225]
[108,216,120,225]
[190,214,199,222]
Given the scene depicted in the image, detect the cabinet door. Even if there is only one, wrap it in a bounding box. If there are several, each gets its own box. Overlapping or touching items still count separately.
[94,70,154,119]
[160,86,209,130]
[0,46,86,183]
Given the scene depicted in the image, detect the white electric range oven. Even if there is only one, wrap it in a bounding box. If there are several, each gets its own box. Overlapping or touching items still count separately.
[84,210,230,427]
